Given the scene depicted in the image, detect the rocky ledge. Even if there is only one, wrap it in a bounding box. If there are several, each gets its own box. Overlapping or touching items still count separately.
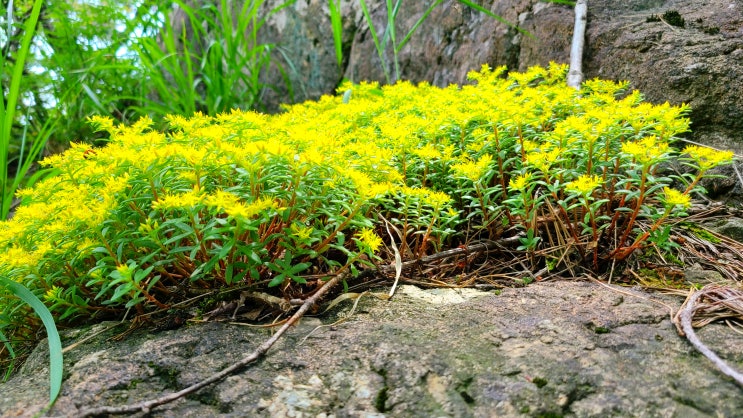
[1,281,741,417]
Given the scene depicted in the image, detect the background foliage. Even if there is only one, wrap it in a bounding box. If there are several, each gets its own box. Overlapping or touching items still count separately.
[1,0,298,217]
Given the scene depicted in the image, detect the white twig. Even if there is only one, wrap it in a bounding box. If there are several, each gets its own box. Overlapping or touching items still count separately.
[378,213,403,298]
[567,0,588,89]
[732,160,743,192]
[676,289,743,387]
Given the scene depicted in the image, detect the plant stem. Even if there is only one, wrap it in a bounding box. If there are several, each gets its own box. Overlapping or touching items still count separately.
[615,164,649,251]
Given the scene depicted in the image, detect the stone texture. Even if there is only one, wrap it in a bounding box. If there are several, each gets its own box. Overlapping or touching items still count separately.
[2,282,741,417]
[706,216,743,242]
[584,0,743,151]
[251,0,743,152]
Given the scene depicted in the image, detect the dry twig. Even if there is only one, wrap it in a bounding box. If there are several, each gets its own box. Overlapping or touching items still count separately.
[76,273,345,417]
[673,285,743,387]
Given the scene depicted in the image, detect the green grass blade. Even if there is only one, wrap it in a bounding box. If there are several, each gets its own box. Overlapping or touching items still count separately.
[385,0,402,81]
[274,46,300,102]
[359,0,390,83]
[380,0,400,54]
[0,327,16,380]
[2,0,44,137]
[81,83,108,114]
[1,338,15,383]
[15,113,29,181]
[1,0,44,219]
[328,0,343,68]
[11,118,58,195]
[264,0,297,20]
[0,276,63,407]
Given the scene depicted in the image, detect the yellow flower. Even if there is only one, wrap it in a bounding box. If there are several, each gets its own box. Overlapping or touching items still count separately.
[152,187,204,210]
[566,174,601,195]
[223,197,277,220]
[521,140,539,153]
[451,155,492,182]
[425,190,452,210]
[290,223,314,241]
[398,186,451,209]
[0,246,41,269]
[682,145,734,171]
[44,286,63,302]
[115,263,133,280]
[205,190,242,211]
[508,174,530,190]
[356,227,383,253]
[526,147,561,172]
[299,148,326,165]
[412,144,442,161]
[663,187,691,208]
[87,115,116,134]
[621,136,669,165]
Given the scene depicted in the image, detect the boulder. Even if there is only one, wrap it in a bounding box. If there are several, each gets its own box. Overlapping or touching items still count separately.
[255,0,742,152]
[1,281,741,417]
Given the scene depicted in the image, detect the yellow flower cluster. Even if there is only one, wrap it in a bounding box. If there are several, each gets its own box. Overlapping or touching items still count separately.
[509,174,531,191]
[682,145,734,172]
[397,186,452,210]
[566,175,601,196]
[526,147,561,172]
[621,136,670,165]
[663,187,691,208]
[451,155,493,182]
[356,227,383,253]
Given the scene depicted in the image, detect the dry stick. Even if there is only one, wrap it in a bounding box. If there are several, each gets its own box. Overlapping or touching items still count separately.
[76,273,345,417]
[732,160,743,192]
[675,288,743,387]
[62,322,121,354]
[378,213,403,298]
[298,291,371,346]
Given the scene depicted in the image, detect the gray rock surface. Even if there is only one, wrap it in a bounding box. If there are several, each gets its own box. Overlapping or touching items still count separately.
[253,0,743,152]
[707,217,743,242]
[2,281,741,417]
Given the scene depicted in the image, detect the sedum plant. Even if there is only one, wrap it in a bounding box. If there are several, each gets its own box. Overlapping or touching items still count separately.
[0,63,733,370]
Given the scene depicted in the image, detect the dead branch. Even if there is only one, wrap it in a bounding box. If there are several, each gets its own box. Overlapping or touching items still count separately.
[76,273,346,417]
[673,286,743,387]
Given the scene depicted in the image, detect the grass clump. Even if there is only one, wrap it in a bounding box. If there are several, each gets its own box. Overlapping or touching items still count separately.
[0,63,734,367]
[662,10,686,28]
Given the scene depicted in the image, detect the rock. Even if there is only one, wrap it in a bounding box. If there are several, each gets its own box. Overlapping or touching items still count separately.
[2,281,741,417]
[684,262,726,284]
[583,0,743,152]
[254,0,360,112]
[706,216,743,242]
[248,1,743,152]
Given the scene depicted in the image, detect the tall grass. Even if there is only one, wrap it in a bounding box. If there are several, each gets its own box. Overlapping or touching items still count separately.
[0,0,63,408]
[1,0,52,219]
[121,0,297,118]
